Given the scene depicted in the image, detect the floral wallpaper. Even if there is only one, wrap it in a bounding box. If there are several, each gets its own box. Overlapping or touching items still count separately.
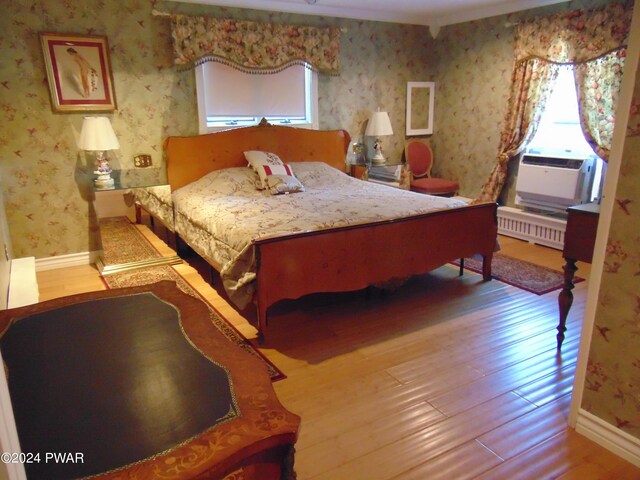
[1,0,620,260]
[0,0,192,258]
[427,15,514,199]
[582,53,640,438]
[0,0,431,259]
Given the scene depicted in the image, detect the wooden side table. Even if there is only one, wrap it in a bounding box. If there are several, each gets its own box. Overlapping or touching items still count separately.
[0,281,300,480]
[557,203,599,350]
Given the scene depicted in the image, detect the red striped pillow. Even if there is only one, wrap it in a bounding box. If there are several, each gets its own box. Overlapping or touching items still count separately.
[244,151,300,190]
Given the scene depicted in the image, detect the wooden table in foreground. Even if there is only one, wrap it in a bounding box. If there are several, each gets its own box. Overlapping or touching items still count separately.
[557,203,599,350]
[0,281,300,480]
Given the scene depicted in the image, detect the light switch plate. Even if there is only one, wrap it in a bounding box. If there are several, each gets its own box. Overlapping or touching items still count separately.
[134,154,152,168]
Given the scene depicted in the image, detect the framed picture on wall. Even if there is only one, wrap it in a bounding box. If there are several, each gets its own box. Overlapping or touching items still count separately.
[40,32,117,112]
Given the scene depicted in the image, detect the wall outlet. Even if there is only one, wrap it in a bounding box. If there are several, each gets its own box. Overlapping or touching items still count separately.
[134,154,152,168]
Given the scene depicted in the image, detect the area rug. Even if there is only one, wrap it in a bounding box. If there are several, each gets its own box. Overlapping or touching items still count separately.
[452,253,584,295]
[100,217,285,381]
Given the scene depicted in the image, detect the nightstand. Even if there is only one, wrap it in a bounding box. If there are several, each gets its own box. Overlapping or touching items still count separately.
[366,163,411,190]
[93,169,181,275]
[349,162,368,180]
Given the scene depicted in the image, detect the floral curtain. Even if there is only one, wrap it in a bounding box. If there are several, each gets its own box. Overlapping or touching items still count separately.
[575,50,626,159]
[475,1,634,203]
[474,59,558,203]
[169,14,341,75]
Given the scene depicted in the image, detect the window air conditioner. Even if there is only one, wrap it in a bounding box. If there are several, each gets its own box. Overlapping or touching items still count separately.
[515,149,596,213]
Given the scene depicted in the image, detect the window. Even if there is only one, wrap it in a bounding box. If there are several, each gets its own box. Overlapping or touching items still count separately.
[526,66,605,201]
[527,67,592,156]
[195,62,318,133]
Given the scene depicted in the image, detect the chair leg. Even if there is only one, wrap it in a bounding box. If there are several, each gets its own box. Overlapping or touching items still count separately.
[459,258,464,276]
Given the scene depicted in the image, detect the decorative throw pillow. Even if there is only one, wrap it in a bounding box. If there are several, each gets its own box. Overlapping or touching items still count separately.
[244,150,298,189]
[264,174,305,195]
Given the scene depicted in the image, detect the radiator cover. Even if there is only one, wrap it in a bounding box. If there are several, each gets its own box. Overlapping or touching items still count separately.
[497,206,566,250]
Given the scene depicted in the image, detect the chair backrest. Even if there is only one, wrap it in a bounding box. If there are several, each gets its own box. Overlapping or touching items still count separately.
[404,140,434,178]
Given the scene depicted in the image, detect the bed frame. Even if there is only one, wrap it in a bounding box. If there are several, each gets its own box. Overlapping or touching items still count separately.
[164,120,498,342]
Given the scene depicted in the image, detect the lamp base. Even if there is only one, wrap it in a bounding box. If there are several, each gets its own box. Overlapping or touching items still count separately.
[371,151,386,165]
[94,173,115,190]
[93,151,115,190]
[371,137,387,165]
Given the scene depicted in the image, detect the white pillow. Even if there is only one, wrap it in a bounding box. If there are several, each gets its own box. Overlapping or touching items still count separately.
[264,174,305,195]
[244,150,299,189]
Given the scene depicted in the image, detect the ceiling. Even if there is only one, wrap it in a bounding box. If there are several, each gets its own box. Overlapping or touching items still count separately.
[170,0,571,29]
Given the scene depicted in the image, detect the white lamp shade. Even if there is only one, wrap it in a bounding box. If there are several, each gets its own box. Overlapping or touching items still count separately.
[77,117,120,151]
[365,110,393,137]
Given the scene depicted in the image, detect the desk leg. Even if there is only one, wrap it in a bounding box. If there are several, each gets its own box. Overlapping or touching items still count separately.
[557,257,578,351]
[283,445,297,480]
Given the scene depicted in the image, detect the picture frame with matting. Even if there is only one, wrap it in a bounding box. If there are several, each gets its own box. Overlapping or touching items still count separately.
[40,32,117,113]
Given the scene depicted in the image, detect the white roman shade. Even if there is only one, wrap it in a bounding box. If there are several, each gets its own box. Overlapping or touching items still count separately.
[202,62,306,118]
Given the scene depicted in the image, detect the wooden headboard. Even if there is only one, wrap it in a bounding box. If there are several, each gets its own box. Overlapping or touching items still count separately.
[164,121,351,191]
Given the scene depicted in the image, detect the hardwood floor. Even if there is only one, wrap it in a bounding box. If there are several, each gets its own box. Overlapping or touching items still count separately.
[36,229,639,479]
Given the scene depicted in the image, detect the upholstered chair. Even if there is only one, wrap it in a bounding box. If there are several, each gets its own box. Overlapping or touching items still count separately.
[404,139,459,197]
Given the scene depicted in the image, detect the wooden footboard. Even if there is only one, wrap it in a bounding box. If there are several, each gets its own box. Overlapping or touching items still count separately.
[253,202,498,341]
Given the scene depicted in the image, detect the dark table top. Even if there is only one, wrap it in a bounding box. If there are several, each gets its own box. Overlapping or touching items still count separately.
[0,281,299,479]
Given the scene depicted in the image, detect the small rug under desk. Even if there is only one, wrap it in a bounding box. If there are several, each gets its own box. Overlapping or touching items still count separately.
[100,217,285,381]
[452,253,584,295]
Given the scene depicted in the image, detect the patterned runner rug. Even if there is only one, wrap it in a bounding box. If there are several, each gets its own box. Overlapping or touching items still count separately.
[100,217,285,381]
[452,253,584,295]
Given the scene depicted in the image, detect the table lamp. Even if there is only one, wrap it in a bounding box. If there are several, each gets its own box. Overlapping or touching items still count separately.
[365,109,393,165]
[78,116,120,190]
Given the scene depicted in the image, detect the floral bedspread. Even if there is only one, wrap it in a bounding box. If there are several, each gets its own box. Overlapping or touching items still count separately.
[172,162,467,308]
[132,185,174,230]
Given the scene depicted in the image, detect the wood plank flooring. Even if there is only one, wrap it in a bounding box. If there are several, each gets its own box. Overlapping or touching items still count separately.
[36,228,640,479]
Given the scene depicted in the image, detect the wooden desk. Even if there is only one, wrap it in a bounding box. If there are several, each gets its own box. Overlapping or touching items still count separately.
[557,203,599,350]
[0,281,300,480]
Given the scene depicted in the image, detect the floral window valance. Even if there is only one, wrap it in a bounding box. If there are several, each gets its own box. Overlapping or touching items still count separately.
[514,1,633,64]
[169,14,341,75]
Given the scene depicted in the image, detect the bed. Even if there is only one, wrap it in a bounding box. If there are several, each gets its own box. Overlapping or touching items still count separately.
[163,121,498,342]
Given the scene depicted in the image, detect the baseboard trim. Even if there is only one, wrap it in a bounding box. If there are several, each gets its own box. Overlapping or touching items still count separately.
[35,251,98,271]
[574,408,640,467]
